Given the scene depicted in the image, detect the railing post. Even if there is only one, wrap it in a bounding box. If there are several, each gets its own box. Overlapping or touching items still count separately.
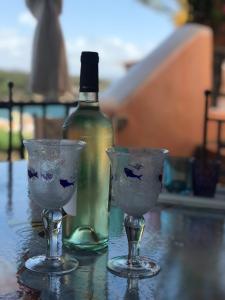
[7,82,14,161]
[19,105,24,159]
[203,90,211,158]
[217,120,222,159]
[43,104,47,138]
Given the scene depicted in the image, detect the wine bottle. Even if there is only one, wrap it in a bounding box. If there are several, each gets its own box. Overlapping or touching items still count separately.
[62,51,113,251]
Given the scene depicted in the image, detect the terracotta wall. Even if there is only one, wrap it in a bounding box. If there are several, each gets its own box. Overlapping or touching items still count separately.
[101,24,213,157]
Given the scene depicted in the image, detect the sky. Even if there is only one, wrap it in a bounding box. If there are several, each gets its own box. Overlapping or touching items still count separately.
[0,0,175,80]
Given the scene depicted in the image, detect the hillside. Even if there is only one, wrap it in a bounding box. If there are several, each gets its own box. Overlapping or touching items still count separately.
[0,70,110,102]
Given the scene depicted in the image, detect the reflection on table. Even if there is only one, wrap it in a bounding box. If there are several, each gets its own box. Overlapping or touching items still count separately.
[1,161,225,299]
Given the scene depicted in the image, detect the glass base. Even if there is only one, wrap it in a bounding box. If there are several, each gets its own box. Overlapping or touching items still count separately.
[107,255,160,278]
[25,255,79,275]
[64,226,108,251]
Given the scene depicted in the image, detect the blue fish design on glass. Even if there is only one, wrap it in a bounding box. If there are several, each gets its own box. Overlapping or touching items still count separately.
[28,168,38,179]
[41,172,53,181]
[60,179,75,188]
[124,168,143,180]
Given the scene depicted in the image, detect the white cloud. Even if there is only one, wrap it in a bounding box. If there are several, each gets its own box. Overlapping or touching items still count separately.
[0,28,32,71]
[66,36,153,79]
[0,26,153,80]
[18,11,36,28]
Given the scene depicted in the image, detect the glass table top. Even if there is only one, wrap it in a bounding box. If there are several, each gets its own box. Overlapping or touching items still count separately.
[1,160,225,299]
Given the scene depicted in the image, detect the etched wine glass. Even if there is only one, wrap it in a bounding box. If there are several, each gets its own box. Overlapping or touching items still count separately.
[107,147,168,278]
[24,139,86,274]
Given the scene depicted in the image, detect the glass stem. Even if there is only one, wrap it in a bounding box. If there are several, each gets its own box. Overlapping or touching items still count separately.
[42,209,63,260]
[127,277,139,291]
[124,215,145,266]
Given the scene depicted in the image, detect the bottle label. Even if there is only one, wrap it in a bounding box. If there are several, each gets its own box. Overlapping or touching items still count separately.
[63,190,77,216]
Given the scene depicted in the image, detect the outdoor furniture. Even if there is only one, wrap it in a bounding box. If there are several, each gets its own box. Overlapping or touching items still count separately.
[203,90,225,158]
[1,160,225,299]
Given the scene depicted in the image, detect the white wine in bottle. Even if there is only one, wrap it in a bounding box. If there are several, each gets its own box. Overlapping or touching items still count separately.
[63,51,113,251]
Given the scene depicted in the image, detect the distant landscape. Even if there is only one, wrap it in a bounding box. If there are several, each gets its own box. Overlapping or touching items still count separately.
[0,70,110,102]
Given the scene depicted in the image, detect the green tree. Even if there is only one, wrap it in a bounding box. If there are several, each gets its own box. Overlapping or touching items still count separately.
[139,0,225,30]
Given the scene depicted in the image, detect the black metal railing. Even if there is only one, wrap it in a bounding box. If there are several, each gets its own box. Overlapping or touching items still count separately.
[0,82,74,161]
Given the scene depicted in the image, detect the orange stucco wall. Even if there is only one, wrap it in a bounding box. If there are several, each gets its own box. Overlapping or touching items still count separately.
[110,27,213,157]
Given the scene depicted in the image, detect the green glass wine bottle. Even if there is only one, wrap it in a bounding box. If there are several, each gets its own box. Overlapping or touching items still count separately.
[62,51,113,251]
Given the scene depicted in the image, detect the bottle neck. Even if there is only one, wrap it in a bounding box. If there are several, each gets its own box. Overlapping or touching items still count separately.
[78,92,98,102]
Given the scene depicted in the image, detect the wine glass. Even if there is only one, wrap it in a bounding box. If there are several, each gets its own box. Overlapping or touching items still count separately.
[24,139,86,275]
[107,146,168,278]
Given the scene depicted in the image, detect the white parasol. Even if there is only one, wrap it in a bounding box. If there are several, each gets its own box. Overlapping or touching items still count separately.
[26,0,71,101]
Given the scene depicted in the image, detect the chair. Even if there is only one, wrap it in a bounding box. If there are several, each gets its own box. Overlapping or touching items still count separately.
[203,90,225,158]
